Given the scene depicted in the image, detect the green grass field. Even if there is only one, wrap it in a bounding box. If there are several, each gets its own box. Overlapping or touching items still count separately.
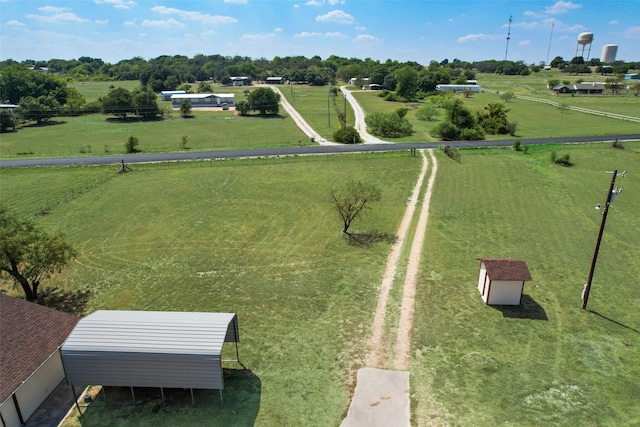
[0,153,422,426]
[1,142,638,426]
[411,142,640,426]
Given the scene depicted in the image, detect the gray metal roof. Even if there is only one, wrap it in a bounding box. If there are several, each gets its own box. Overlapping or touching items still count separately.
[60,311,239,389]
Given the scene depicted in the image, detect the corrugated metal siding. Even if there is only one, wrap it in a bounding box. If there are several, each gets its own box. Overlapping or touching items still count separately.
[60,311,238,389]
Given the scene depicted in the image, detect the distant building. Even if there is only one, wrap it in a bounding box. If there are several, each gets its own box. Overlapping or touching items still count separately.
[624,73,639,80]
[230,76,250,86]
[170,93,235,108]
[552,84,573,94]
[573,83,604,95]
[436,84,481,93]
[265,77,286,84]
[161,90,186,101]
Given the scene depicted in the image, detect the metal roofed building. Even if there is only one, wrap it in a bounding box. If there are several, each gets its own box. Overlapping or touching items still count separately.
[60,310,240,405]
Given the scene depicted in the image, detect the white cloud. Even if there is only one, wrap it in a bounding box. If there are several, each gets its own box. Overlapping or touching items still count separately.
[201,30,217,36]
[95,19,109,25]
[355,26,366,31]
[316,10,354,24]
[457,33,499,43]
[95,0,136,9]
[27,13,90,23]
[564,24,587,32]
[519,40,531,47]
[240,33,274,40]
[295,31,323,38]
[224,0,248,3]
[38,6,69,13]
[274,27,283,32]
[151,6,238,24]
[608,20,618,25]
[509,21,540,30]
[523,10,546,19]
[306,0,323,5]
[124,20,135,26]
[544,1,582,15]
[352,34,379,42]
[623,26,640,39]
[326,31,347,38]
[141,18,185,28]
[306,0,344,5]
[6,20,26,27]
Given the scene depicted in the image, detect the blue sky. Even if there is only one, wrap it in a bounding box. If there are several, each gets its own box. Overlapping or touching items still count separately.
[1,0,638,64]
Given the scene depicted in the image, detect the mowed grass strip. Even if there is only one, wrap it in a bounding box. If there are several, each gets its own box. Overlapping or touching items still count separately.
[352,89,640,142]
[0,152,423,427]
[279,84,355,142]
[411,142,640,426]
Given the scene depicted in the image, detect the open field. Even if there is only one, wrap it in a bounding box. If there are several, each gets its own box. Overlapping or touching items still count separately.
[279,84,355,142]
[1,142,639,426]
[0,152,422,426]
[70,80,141,103]
[411,141,640,426]
[352,89,640,142]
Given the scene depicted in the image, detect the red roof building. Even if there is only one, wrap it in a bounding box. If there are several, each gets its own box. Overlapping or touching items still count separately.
[0,294,78,427]
[477,258,532,305]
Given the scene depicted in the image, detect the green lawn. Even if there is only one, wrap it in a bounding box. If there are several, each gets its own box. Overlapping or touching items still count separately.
[70,80,141,103]
[279,84,355,142]
[411,142,640,426]
[0,152,422,427]
[352,89,640,142]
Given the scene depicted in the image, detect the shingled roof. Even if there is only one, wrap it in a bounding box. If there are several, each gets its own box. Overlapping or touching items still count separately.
[0,294,79,403]
[477,258,532,281]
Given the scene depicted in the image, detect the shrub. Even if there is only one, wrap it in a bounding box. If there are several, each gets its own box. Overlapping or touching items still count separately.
[180,135,189,150]
[430,121,460,140]
[180,99,192,118]
[512,140,522,151]
[383,92,401,102]
[459,127,485,141]
[235,100,250,116]
[551,151,573,166]
[333,126,362,144]
[610,139,625,149]
[415,104,438,121]
[125,135,140,153]
[365,111,413,138]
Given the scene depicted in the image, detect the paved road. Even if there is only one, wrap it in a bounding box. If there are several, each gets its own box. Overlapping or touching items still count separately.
[1,134,639,168]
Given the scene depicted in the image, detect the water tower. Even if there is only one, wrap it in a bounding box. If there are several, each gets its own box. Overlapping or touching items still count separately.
[575,32,594,60]
[600,44,618,63]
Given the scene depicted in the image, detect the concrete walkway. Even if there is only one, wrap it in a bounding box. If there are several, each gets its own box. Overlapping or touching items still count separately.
[340,368,410,427]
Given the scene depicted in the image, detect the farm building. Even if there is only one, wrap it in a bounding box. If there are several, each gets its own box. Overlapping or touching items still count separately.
[0,295,79,427]
[573,83,604,95]
[170,93,235,108]
[265,77,286,84]
[230,76,250,86]
[349,77,369,86]
[60,310,241,405]
[436,84,481,93]
[477,258,532,305]
[161,90,186,101]
[624,73,639,80]
[552,84,573,94]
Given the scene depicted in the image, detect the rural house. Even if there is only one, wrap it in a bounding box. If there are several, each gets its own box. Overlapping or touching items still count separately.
[170,93,235,108]
[552,84,573,94]
[230,76,250,86]
[573,83,604,95]
[0,295,79,427]
[477,258,532,305]
[265,77,286,84]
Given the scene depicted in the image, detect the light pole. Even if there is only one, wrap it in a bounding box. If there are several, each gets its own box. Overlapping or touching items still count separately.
[581,170,624,309]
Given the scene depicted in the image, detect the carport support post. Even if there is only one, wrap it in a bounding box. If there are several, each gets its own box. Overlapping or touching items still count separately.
[190,388,195,406]
[219,390,224,408]
[130,387,136,406]
[71,385,81,414]
[160,388,165,406]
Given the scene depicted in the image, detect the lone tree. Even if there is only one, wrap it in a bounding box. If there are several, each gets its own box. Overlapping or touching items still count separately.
[0,206,76,302]
[331,181,381,234]
[247,87,280,115]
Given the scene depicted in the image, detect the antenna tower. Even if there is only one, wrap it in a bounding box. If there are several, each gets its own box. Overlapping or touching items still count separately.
[546,19,555,65]
[504,15,512,60]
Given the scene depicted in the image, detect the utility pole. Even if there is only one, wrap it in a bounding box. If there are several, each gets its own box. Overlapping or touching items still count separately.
[582,170,619,309]
[504,15,512,61]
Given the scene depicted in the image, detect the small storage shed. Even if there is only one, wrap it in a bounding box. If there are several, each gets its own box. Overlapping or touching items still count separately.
[477,258,532,305]
[60,310,240,403]
[0,295,79,427]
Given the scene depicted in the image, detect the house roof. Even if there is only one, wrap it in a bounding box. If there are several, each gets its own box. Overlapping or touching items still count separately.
[477,258,532,281]
[552,84,571,90]
[574,83,605,90]
[0,295,78,402]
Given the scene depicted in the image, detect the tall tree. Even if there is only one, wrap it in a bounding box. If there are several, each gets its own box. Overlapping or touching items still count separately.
[247,87,280,115]
[132,86,161,120]
[394,65,418,99]
[331,181,381,235]
[101,87,134,119]
[0,206,76,302]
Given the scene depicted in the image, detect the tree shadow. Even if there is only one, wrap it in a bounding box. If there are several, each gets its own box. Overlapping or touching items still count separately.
[347,231,397,248]
[23,120,67,128]
[587,310,640,335]
[76,369,261,426]
[37,287,92,316]
[490,294,548,320]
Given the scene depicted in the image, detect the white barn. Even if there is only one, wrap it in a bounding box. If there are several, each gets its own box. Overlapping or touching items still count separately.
[436,84,481,93]
[477,258,532,305]
[0,295,78,427]
[60,310,240,405]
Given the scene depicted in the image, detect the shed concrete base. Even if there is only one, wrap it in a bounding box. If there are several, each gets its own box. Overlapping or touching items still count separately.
[340,368,410,427]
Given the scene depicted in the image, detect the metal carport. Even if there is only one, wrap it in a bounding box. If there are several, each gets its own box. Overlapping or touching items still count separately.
[60,310,240,407]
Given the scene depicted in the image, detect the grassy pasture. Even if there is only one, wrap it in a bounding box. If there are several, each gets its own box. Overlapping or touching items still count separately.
[69,80,141,103]
[2,142,639,426]
[279,84,355,142]
[351,89,640,142]
[411,141,640,426]
[0,152,422,426]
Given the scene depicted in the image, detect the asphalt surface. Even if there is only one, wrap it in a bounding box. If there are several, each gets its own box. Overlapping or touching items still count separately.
[1,134,639,168]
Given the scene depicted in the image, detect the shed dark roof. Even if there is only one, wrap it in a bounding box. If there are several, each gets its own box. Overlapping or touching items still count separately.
[477,258,532,281]
[0,295,78,402]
